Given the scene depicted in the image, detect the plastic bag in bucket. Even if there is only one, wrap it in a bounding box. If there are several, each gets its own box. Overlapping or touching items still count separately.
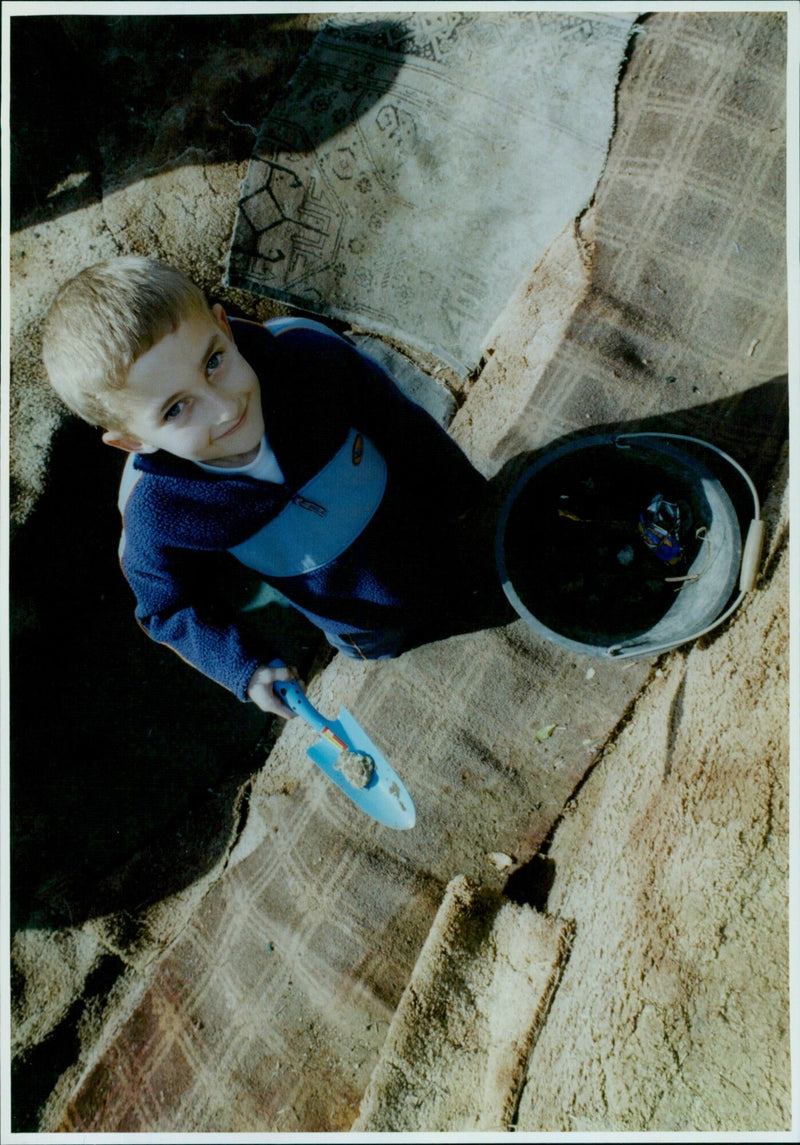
[495,433,763,659]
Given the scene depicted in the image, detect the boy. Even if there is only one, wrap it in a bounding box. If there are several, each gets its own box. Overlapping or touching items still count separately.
[42,256,499,719]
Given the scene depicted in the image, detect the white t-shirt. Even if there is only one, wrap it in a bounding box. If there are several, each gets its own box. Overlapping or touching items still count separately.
[195,434,285,484]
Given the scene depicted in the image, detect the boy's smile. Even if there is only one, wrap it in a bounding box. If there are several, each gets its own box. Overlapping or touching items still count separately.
[102,304,265,467]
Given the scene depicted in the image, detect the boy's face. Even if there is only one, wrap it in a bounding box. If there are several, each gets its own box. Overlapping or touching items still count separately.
[102,304,265,467]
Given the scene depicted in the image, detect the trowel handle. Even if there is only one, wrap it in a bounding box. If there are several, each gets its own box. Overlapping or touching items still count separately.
[269,659,327,732]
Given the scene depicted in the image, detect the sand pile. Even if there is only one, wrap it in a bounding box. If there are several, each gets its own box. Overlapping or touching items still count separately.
[354,875,574,1132]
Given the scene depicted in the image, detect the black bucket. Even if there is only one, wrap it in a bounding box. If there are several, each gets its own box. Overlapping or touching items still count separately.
[495,433,762,659]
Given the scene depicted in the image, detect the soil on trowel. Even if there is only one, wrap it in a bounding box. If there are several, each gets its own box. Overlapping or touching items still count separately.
[503,448,705,647]
[335,751,375,789]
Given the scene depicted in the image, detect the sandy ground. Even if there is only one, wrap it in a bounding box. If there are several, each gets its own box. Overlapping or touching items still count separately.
[7,9,793,1134]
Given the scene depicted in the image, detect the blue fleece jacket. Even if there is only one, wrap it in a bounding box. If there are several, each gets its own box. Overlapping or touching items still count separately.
[118,318,486,699]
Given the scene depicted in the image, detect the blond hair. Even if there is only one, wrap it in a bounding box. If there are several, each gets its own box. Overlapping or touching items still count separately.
[42,256,211,429]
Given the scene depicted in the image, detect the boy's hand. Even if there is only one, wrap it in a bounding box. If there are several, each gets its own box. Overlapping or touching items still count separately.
[247,664,302,719]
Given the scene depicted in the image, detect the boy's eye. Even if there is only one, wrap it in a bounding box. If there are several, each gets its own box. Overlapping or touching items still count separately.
[164,399,187,422]
[206,350,223,374]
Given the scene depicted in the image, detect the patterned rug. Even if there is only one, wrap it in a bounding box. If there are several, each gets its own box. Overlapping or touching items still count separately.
[225,10,635,372]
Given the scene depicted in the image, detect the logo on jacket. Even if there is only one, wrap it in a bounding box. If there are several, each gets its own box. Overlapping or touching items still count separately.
[352,433,364,466]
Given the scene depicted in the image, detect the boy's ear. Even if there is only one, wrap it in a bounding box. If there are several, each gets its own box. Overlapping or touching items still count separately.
[212,302,232,337]
[101,430,156,454]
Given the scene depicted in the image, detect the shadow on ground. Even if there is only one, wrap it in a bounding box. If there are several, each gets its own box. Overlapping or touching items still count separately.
[9,415,325,932]
[488,376,789,509]
[10,13,404,230]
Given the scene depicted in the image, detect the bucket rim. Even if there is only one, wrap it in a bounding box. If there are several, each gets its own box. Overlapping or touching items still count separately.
[495,431,761,660]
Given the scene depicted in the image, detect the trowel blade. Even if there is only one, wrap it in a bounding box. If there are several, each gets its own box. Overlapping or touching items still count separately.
[307,707,415,830]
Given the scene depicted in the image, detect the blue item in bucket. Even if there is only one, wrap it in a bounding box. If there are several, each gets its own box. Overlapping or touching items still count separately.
[638,493,687,565]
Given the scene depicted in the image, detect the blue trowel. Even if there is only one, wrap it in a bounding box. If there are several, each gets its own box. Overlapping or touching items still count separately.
[271,666,416,830]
